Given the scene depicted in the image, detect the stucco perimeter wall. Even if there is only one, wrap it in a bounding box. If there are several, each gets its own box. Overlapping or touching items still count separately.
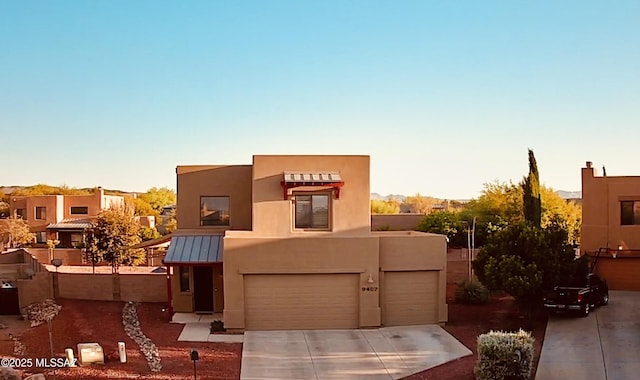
[371,214,425,231]
[251,155,371,237]
[18,272,52,309]
[581,166,640,252]
[176,165,253,230]
[377,232,448,323]
[29,248,84,266]
[223,234,380,330]
[57,273,165,302]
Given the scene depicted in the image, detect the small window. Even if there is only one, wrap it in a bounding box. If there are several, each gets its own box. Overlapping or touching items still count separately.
[621,201,640,225]
[294,194,330,229]
[15,209,25,219]
[70,206,89,215]
[36,232,47,244]
[35,207,46,220]
[200,196,230,226]
[179,266,190,292]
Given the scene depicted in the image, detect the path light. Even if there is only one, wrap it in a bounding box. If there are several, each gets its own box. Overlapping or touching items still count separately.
[190,348,199,380]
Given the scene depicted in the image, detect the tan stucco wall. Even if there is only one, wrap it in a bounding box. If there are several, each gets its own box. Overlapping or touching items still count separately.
[251,155,371,236]
[18,272,52,309]
[56,273,165,302]
[9,195,64,230]
[29,248,84,265]
[176,165,252,231]
[223,234,381,329]
[377,232,448,323]
[581,165,640,253]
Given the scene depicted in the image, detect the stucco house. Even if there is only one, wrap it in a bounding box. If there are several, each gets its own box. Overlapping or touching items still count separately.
[9,188,124,248]
[163,155,448,331]
[581,161,640,290]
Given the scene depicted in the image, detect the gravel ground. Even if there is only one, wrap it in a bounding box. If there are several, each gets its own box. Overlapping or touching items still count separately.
[11,299,241,380]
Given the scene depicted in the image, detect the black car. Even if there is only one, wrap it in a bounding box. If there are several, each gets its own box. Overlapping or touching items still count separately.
[543,273,609,317]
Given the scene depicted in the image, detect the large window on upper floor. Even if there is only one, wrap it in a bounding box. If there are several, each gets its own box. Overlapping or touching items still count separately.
[70,206,89,215]
[200,196,230,226]
[294,193,330,230]
[621,201,640,225]
[35,207,46,220]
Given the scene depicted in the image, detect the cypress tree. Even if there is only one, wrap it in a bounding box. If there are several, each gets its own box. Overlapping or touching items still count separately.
[522,149,541,227]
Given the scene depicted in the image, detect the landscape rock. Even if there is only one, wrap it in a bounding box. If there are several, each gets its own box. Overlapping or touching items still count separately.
[23,374,47,380]
[122,302,162,372]
[25,299,61,327]
[0,367,20,380]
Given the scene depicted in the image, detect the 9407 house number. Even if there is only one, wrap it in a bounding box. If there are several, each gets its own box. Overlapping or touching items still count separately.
[361,287,378,292]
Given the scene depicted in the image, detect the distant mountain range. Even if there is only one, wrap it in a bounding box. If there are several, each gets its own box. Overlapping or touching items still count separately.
[371,190,582,202]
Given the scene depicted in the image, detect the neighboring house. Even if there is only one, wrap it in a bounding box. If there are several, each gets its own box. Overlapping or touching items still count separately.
[157,204,176,235]
[581,161,640,290]
[8,187,124,248]
[164,155,448,331]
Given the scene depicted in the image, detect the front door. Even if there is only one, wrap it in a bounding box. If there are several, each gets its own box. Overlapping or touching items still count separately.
[193,266,214,313]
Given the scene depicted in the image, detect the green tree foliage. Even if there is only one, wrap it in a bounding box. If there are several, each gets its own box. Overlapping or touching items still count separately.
[0,190,8,218]
[138,187,176,214]
[85,205,145,268]
[139,225,161,241]
[371,199,401,214]
[473,219,579,324]
[0,217,35,248]
[11,184,91,196]
[522,149,542,227]
[128,197,156,217]
[403,193,439,214]
[417,211,467,246]
[465,181,581,245]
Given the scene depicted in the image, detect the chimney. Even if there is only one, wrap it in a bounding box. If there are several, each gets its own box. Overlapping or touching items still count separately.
[586,161,592,169]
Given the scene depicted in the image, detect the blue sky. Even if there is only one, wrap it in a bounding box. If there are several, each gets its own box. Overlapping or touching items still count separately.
[2,1,639,199]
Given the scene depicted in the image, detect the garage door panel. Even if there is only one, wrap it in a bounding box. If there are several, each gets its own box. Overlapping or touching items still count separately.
[384,271,438,326]
[244,274,359,330]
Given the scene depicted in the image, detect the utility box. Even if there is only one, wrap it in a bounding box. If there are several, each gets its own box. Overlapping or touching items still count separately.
[76,343,105,365]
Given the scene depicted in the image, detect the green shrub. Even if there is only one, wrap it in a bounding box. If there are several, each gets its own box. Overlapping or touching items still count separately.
[455,278,490,304]
[475,330,535,380]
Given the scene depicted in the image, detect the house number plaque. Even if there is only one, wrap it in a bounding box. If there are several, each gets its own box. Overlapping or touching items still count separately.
[361,287,378,292]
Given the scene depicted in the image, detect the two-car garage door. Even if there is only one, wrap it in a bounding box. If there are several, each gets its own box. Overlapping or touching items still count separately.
[244,273,359,330]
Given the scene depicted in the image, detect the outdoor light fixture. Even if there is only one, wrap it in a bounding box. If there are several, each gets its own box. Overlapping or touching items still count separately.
[367,273,375,284]
[190,348,199,379]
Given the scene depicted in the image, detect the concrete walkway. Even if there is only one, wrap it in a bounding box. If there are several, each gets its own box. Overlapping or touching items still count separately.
[536,291,640,380]
[240,325,472,380]
[172,312,244,343]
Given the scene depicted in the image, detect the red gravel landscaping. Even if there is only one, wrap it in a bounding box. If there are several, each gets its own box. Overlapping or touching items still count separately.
[7,284,545,380]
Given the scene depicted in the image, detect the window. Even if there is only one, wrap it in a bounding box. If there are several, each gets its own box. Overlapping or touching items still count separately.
[35,207,46,220]
[294,194,330,229]
[15,209,25,219]
[70,233,84,248]
[70,206,89,215]
[36,232,47,244]
[621,201,640,225]
[179,266,190,292]
[200,196,230,226]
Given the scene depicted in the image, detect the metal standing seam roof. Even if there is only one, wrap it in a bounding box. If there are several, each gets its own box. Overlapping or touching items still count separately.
[283,172,343,183]
[47,218,93,229]
[163,235,223,264]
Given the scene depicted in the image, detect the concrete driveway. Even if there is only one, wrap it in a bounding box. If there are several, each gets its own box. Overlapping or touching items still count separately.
[240,325,472,379]
[536,291,640,380]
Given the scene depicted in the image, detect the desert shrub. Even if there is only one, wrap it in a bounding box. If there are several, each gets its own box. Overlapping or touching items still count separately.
[455,278,490,304]
[475,330,534,380]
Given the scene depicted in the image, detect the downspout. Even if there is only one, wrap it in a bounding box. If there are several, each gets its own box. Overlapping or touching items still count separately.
[165,263,173,322]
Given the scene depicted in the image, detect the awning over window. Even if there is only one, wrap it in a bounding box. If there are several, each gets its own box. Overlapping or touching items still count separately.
[163,235,223,265]
[281,171,344,200]
[47,218,93,230]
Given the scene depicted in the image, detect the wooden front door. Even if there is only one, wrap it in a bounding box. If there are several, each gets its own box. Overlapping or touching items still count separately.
[193,266,214,313]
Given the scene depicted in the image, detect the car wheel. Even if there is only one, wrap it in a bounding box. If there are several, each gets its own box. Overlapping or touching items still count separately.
[602,293,609,305]
[581,303,590,317]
